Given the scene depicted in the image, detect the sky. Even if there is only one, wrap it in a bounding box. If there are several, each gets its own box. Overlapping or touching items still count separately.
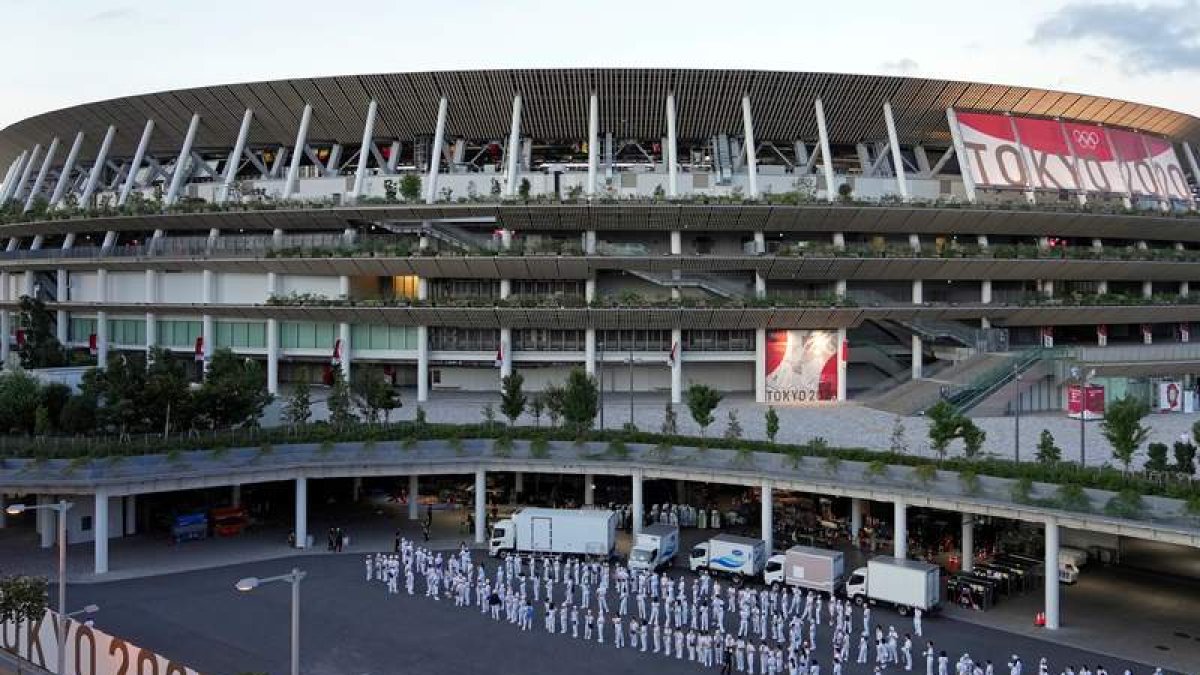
[2,0,1199,130]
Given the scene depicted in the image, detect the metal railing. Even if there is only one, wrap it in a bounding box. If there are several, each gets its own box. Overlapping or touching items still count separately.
[939,348,1063,414]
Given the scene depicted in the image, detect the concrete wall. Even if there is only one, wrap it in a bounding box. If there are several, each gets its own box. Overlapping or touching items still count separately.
[215,273,270,304]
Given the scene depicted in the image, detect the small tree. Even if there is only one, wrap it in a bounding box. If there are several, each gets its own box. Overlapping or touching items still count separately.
[353,370,401,423]
[1173,441,1197,475]
[283,379,313,428]
[399,174,422,202]
[481,403,497,430]
[1146,442,1169,472]
[560,369,598,436]
[662,403,678,435]
[543,385,565,428]
[888,417,907,455]
[529,394,545,428]
[0,576,47,624]
[195,349,273,429]
[685,384,723,438]
[499,372,527,426]
[960,420,986,459]
[1036,429,1062,464]
[326,369,356,427]
[926,401,959,459]
[723,409,743,440]
[765,407,780,444]
[1101,395,1151,472]
[518,178,531,200]
[16,296,65,369]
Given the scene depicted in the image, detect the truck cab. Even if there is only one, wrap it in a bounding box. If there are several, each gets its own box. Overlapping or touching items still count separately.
[764,554,786,586]
[489,518,515,557]
[846,566,868,600]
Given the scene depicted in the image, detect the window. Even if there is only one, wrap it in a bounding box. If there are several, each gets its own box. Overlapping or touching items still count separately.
[108,319,146,346]
[69,318,98,343]
[350,324,418,350]
[80,516,92,533]
[216,321,267,349]
[280,322,336,349]
[156,320,203,348]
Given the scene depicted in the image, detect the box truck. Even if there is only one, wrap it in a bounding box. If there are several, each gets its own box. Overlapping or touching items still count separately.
[763,546,846,594]
[846,557,940,615]
[629,523,680,572]
[489,508,618,558]
[689,534,767,578]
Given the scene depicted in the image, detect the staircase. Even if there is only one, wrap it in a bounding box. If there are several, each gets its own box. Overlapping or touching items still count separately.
[713,134,733,184]
[943,349,1060,416]
[863,352,1012,415]
[379,220,492,252]
[624,269,747,299]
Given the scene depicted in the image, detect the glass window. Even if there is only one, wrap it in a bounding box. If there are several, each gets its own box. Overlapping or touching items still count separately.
[280,322,335,349]
[70,318,98,342]
[156,320,202,347]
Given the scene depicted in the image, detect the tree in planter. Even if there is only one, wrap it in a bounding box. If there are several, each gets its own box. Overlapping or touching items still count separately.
[765,407,780,444]
[143,347,191,434]
[16,295,65,369]
[529,394,545,428]
[960,420,986,459]
[518,178,531,200]
[353,370,402,423]
[888,417,907,455]
[1036,430,1062,464]
[399,174,422,202]
[723,410,743,440]
[326,369,357,428]
[0,575,47,625]
[1101,395,1151,472]
[283,379,313,428]
[1173,441,1197,475]
[925,401,960,459]
[686,384,723,438]
[1145,442,1170,472]
[560,369,598,437]
[194,349,273,429]
[500,372,527,426]
[543,385,565,428]
[662,403,678,435]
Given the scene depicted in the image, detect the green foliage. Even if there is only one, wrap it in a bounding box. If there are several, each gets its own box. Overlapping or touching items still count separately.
[0,370,45,434]
[889,418,907,455]
[864,459,888,479]
[926,400,985,459]
[961,422,986,458]
[317,440,334,455]
[481,403,497,429]
[1185,494,1200,517]
[1101,396,1151,471]
[283,379,313,428]
[195,349,273,430]
[662,403,678,435]
[805,436,830,455]
[1104,488,1144,518]
[518,178,531,199]
[16,296,65,369]
[1036,430,1062,464]
[764,407,780,444]
[913,463,938,486]
[529,395,545,428]
[723,410,743,440]
[960,469,981,496]
[823,454,841,475]
[353,370,401,423]
[493,434,514,457]
[0,575,47,624]
[326,370,356,428]
[543,385,565,428]
[560,369,598,437]
[1173,441,1197,475]
[529,435,550,459]
[607,438,629,459]
[1010,476,1034,504]
[399,174,422,202]
[685,384,723,438]
[500,373,527,426]
[1146,442,1170,472]
[1055,483,1091,512]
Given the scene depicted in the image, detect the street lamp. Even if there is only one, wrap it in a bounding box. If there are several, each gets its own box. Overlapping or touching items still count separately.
[235,568,305,675]
[6,500,72,675]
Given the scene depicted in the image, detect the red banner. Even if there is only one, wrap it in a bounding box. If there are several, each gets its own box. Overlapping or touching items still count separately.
[1067,384,1105,420]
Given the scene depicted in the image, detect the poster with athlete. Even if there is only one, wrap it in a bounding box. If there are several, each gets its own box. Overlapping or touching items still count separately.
[764,330,838,403]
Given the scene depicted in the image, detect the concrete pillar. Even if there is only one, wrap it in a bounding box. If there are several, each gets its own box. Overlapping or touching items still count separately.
[96,269,109,367]
[81,127,116,206]
[94,492,109,575]
[741,94,758,198]
[338,322,351,382]
[417,326,429,402]
[49,132,84,209]
[23,138,59,212]
[814,98,836,203]
[585,329,597,376]
[893,498,907,560]
[1044,518,1060,629]
[294,478,307,549]
[850,498,863,540]
[832,232,845,250]
[837,327,847,402]
[352,477,362,503]
[670,231,682,255]
[884,102,909,201]
[911,336,923,380]
[582,474,597,505]
[587,91,599,198]
[426,97,449,204]
[754,328,767,403]
[219,110,253,204]
[514,472,524,502]
[124,495,137,536]
[231,484,242,507]
[408,475,420,521]
[267,318,279,395]
[666,92,678,197]
[282,104,312,201]
[474,469,486,544]
[761,480,774,554]
[1143,280,1153,299]
[118,120,154,207]
[962,513,974,573]
[37,494,54,548]
[631,470,643,537]
[164,116,200,207]
[350,101,377,202]
[670,327,682,405]
[504,95,523,196]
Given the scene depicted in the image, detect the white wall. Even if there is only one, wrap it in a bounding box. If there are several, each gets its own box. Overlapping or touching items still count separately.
[216,273,269,304]
[107,272,146,303]
[64,495,124,545]
[279,274,343,298]
[158,271,204,303]
[681,362,755,392]
[68,271,98,302]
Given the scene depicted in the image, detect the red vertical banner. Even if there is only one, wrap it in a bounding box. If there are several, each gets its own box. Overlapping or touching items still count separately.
[1096,324,1108,346]
[1142,323,1153,345]
[1181,323,1191,343]
[194,336,204,362]
[1041,326,1054,348]
[88,333,97,356]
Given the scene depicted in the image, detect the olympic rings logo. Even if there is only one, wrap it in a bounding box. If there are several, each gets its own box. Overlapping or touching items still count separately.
[1071,129,1102,150]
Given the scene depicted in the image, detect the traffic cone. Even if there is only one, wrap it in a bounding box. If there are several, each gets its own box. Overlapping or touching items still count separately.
[1034,611,1045,627]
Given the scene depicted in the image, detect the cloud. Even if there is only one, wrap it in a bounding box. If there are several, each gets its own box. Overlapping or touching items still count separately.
[880,58,919,74]
[85,7,136,22]
[1031,1,1200,74]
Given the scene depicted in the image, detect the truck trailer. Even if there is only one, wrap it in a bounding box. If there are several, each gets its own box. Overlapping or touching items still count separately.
[489,508,617,558]
[763,546,845,594]
[846,557,941,615]
[629,523,680,572]
[689,534,767,578]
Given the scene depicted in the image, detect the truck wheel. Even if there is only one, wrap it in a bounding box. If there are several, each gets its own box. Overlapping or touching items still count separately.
[853,595,864,606]
[897,605,910,617]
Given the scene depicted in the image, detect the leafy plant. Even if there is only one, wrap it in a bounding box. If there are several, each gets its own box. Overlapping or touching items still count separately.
[686,384,723,439]
[960,469,981,496]
[1104,489,1144,518]
[764,407,780,444]
[283,379,312,429]
[561,370,598,437]
[607,439,629,459]
[1055,484,1091,512]
[823,454,841,475]
[889,418,907,455]
[1010,476,1034,504]
[529,435,550,459]
[1036,430,1062,464]
[1101,395,1150,472]
[913,464,938,486]
[500,373,527,426]
[493,434,514,457]
[661,403,678,435]
[723,410,743,440]
[1146,442,1170,472]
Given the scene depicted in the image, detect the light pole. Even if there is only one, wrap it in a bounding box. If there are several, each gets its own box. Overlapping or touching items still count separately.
[1079,368,1095,467]
[7,500,71,675]
[236,568,305,675]
[1013,366,1023,463]
[628,350,635,428]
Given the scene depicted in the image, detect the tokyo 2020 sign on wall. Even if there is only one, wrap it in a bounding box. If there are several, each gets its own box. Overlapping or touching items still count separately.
[764,330,838,403]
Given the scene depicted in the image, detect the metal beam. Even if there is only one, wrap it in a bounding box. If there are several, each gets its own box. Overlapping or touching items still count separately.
[117,121,154,207]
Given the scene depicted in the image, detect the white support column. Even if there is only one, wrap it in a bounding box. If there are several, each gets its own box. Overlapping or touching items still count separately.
[814,98,837,203]
[0,274,9,366]
[145,267,157,355]
[118,120,154,207]
[631,469,644,537]
[23,137,59,212]
[946,108,977,203]
[426,97,449,204]
[350,100,378,201]
[1143,279,1153,299]
[962,513,975,572]
[670,327,682,404]
[56,234,73,344]
[893,497,907,560]
[417,325,429,402]
[164,115,200,206]
[201,269,214,370]
[755,328,767,403]
[761,479,774,554]
[883,102,909,201]
[584,474,595,506]
[504,94,523,197]
[96,269,109,366]
[231,485,242,507]
[219,110,253,204]
[267,318,280,395]
[282,104,312,201]
[0,151,28,204]
[1044,518,1060,629]
[37,495,54,548]
[294,478,308,549]
[339,321,351,381]
[49,132,84,208]
[408,475,420,521]
[512,472,523,502]
[742,94,758,198]
[474,469,487,544]
[0,157,20,204]
[850,498,863,540]
[94,492,110,574]
[666,92,678,197]
[587,91,599,198]
[124,495,137,536]
[912,279,923,379]
[12,144,41,203]
[81,127,117,206]
[585,329,597,376]
[836,327,847,402]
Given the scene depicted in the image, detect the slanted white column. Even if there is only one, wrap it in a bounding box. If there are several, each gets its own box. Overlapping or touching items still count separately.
[814,98,836,203]
[504,94,523,196]
[165,115,200,206]
[584,474,595,506]
[0,151,29,204]
[850,498,863,540]
[893,497,907,560]
[49,132,84,208]
[12,144,42,203]
[408,475,420,521]
[1044,518,1060,629]
[631,469,644,537]
[883,102,909,201]
[425,97,449,204]
[219,110,253,204]
[670,327,682,404]
[81,127,117,206]
[0,156,21,204]
[474,469,487,544]
[294,478,308,549]
[761,479,774,554]
[118,120,154,207]
[587,91,599,198]
[417,325,429,402]
[282,104,312,201]
[962,513,975,572]
[350,100,378,201]
[23,137,59,212]
[94,492,110,574]
[755,328,767,403]
[666,92,678,197]
[946,108,977,203]
[742,94,759,198]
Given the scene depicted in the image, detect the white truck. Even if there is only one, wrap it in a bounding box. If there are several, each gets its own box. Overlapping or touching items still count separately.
[629,523,680,572]
[689,534,767,578]
[764,546,845,594]
[846,557,940,615]
[489,508,618,558]
[1058,547,1088,584]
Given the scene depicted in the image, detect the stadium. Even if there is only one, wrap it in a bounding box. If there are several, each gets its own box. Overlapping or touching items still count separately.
[2,67,1200,414]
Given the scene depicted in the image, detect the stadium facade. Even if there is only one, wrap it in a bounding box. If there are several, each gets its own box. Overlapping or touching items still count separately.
[2,68,1200,406]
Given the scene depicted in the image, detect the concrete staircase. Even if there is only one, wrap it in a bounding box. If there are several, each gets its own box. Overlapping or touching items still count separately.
[863,352,1012,416]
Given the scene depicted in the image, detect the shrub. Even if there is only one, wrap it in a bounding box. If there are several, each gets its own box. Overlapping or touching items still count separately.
[1036,430,1062,464]
[1104,489,1144,518]
[1055,484,1091,512]
[913,464,938,486]
[960,469,981,496]
[1010,476,1034,504]
[1146,443,1169,472]
[765,407,780,444]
